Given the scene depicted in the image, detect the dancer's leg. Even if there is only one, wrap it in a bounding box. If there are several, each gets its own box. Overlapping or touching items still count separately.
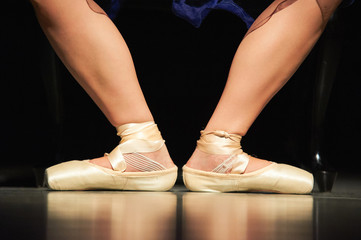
[31,0,174,171]
[31,0,151,126]
[187,0,342,173]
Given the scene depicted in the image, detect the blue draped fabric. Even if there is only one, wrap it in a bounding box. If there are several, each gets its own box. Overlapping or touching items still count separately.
[172,0,254,28]
[171,0,355,29]
[106,0,355,25]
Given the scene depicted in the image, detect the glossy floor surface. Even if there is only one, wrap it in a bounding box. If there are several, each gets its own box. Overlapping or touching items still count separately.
[1,172,361,240]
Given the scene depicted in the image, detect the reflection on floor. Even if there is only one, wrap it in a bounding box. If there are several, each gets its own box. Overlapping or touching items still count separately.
[0,172,360,240]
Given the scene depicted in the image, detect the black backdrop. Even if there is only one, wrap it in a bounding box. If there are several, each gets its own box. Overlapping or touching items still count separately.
[1,0,360,186]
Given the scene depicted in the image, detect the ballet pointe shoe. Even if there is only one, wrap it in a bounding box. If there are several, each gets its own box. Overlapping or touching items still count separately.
[45,121,178,191]
[183,131,314,194]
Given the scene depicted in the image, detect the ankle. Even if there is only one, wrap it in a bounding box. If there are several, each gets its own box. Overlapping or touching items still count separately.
[187,130,272,173]
[187,149,272,173]
[89,145,174,171]
[90,121,174,172]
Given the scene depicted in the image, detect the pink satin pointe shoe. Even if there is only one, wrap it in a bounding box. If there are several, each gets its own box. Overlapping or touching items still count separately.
[45,121,178,191]
[183,131,314,194]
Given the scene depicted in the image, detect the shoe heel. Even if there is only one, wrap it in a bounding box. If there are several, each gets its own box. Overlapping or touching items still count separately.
[124,168,178,191]
[183,168,238,192]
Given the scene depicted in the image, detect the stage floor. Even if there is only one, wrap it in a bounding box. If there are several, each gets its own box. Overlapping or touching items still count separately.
[1,172,360,240]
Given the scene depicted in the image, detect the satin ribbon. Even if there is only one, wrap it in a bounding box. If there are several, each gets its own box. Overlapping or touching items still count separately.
[107,121,164,171]
[197,130,249,174]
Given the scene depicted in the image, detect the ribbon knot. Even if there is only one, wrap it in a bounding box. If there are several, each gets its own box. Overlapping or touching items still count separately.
[197,130,243,155]
[212,130,231,139]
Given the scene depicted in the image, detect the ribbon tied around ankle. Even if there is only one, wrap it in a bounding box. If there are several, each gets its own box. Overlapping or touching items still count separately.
[106,122,164,171]
[197,130,249,174]
[197,130,243,155]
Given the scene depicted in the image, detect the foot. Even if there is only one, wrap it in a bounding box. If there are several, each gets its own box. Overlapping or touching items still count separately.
[45,121,178,191]
[89,145,175,172]
[183,131,313,193]
[186,148,272,173]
